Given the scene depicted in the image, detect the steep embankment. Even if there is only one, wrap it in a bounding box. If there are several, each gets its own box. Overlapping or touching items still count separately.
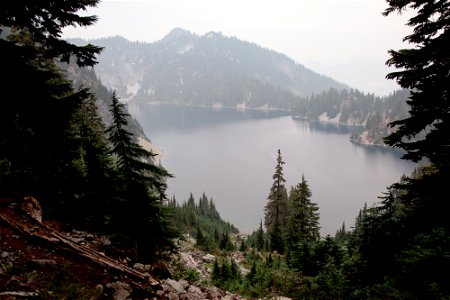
[0,197,249,299]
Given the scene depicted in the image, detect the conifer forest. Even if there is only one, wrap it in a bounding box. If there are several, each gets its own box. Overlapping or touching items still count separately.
[1,0,449,299]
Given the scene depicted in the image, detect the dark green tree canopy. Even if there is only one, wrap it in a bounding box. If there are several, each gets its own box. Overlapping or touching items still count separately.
[287,174,320,245]
[264,149,289,253]
[0,0,102,66]
[383,0,450,168]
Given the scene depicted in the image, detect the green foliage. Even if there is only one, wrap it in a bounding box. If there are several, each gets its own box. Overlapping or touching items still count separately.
[33,264,102,300]
[286,174,320,249]
[0,0,102,67]
[1,1,179,265]
[264,149,289,253]
[293,88,410,145]
[339,2,450,298]
[171,193,238,251]
[255,220,265,251]
[105,91,177,261]
[383,1,450,168]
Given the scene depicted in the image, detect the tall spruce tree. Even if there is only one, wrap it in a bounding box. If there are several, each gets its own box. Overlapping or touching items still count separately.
[0,0,102,218]
[382,0,450,232]
[0,0,102,67]
[286,174,320,246]
[106,91,175,261]
[384,0,450,169]
[264,149,289,253]
[64,88,113,228]
[256,220,265,251]
[349,2,450,298]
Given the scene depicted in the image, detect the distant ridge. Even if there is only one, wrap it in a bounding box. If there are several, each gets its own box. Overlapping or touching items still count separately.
[69,28,347,110]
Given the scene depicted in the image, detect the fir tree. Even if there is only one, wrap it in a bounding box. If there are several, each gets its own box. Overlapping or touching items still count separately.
[264,149,289,253]
[256,220,265,251]
[106,91,175,261]
[239,238,246,252]
[349,2,450,297]
[286,174,320,247]
[66,89,114,229]
[0,0,102,67]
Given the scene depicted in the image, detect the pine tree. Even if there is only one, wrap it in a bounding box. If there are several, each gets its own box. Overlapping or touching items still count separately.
[106,91,175,261]
[264,149,289,253]
[239,238,246,252]
[383,1,450,169]
[65,89,114,229]
[106,91,170,191]
[196,224,206,247]
[352,2,450,297]
[256,220,265,251]
[0,0,102,67]
[286,174,320,246]
[212,259,221,281]
[334,221,347,243]
[0,0,102,219]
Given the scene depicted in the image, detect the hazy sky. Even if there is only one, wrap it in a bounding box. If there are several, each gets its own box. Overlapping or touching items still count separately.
[63,0,413,96]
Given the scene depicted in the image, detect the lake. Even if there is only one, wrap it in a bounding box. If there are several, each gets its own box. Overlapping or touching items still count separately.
[130,104,415,235]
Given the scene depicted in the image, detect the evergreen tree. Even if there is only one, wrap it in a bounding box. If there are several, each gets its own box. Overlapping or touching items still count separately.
[0,0,103,221]
[239,238,247,252]
[0,0,102,67]
[286,174,320,247]
[348,2,450,297]
[334,221,347,243]
[264,149,289,253]
[255,220,265,251]
[212,259,221,281]
[106,91,175,261]
[196,224,206,247]
[65,89,114,229]
[383,0,450,169]
[106,91,170,193]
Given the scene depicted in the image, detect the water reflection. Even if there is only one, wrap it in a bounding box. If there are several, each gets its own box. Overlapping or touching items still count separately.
[129,103,291,134]
[131,104,415,235]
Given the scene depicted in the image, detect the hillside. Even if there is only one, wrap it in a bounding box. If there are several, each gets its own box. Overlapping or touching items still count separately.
[59,62,164,162]
[293,88,410,145]
[68,30,409,147]
[70,28,347,110]
[0,197,247,299]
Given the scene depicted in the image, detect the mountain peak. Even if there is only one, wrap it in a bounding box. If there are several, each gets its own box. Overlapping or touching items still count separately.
[163,28,195,41]
[203,31,224,39]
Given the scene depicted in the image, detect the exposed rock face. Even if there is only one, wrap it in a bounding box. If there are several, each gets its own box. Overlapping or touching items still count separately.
[202,254,215,263]
[70,31,347,111]
[106,281,132,300]
[153,279,245,300]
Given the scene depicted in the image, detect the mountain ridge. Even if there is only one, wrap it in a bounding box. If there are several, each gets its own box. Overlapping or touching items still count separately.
[69,28,348,110]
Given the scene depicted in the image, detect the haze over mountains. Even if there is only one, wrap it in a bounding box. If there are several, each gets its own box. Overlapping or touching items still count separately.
[69,28,408,146]
[71,28,347,109]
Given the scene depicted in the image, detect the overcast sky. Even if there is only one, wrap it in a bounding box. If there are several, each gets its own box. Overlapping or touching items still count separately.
[63,0,413,96]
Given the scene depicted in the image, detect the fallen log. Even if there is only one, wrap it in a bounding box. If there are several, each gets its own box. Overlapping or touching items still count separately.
[0,202,158,290]
[0,291,39,298]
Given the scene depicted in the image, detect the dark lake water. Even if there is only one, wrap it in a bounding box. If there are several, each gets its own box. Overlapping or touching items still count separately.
[130,104,415,235]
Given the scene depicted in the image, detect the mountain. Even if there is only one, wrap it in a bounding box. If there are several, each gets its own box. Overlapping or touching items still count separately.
[59,62,163,161]
[68,29,409,147]
[70,28,347,110]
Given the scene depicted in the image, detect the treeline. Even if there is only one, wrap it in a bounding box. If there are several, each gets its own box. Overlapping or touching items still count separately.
[293,88,410,145]
[211,0,450,297]
[210,152,449,299]
[208,150,342,297]
[169,193,239,251]
[0,0,177,262]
